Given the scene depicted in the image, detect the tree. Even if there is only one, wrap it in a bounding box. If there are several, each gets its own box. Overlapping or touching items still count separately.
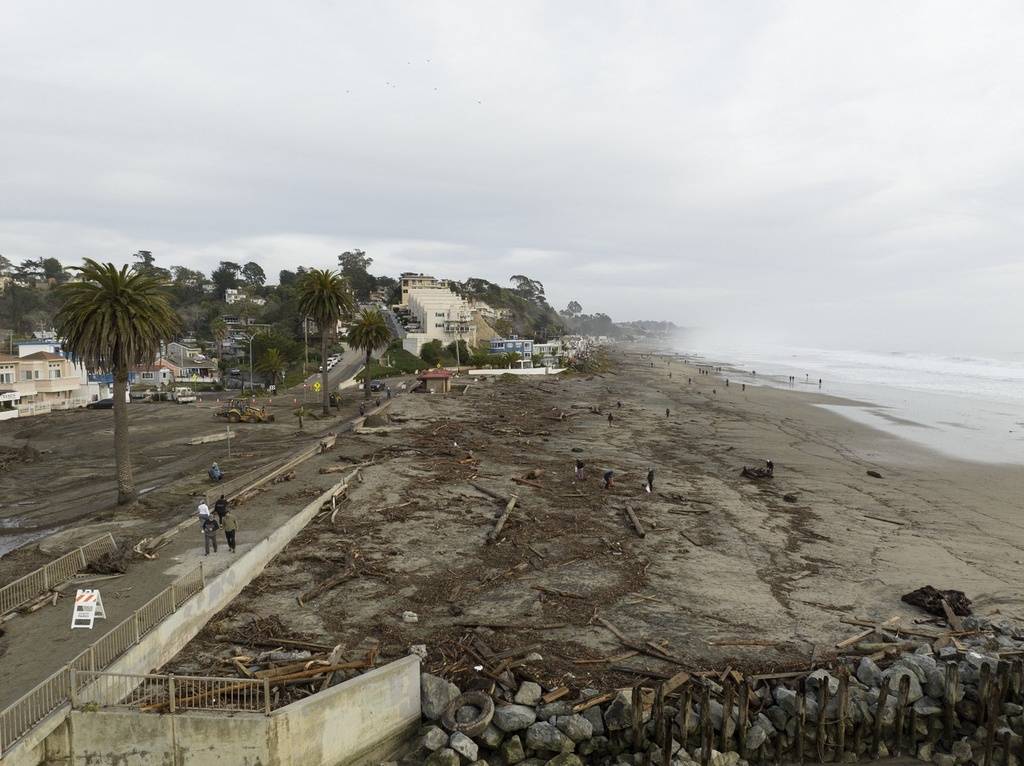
[210,317,228,357]
[297,269,354,414]
[210,261,241,299]
[445,340,469,365]
[502,351,522,368]
[338,250,376,301]
[469,343,493,367]
[347,309,392,399]
[54,260,180,504]
[242,262,266,288]
[562,300,582,317]
[42,258,66,285]
[257,347,287,385]
[420,339,444,366]
[0,254,11,276]
[510,275,546,306]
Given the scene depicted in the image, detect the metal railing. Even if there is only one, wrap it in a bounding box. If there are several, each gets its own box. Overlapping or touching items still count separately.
[0,563,205,755]
[0,533,118,617]
[71,671,269,715]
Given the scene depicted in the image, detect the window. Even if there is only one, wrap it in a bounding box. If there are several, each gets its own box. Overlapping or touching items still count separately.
[435,312,445,317]
[0,372,11,384]
[142,372,155,380]
[50,367,61,379]
[24,371,31,381]
[435,323,444,328]
[34,370,40,379]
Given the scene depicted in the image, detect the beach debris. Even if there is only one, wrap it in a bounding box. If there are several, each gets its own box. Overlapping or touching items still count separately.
[741,459,774,480]
[782,493,798,503]
[624,503,646,538]
[901,585,972,617]
[403,610,420,623]
[867,469,884,478]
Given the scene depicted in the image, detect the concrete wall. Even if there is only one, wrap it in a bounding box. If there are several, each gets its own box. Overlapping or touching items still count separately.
[2,478,353,766]
[37,656,420,766]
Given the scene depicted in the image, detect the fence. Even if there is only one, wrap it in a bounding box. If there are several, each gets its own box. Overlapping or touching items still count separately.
[71,671,270,715]
[0,533,118,618]
[0,563,205,755]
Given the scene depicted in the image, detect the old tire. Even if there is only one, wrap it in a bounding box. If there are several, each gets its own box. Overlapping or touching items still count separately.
[440,690,494,737]
[227,412,240,423]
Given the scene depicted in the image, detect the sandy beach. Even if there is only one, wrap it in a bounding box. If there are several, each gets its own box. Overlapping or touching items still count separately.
[145,348,1024,691]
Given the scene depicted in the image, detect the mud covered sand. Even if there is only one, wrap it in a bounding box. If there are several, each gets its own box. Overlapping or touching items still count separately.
[163,351,1024,690]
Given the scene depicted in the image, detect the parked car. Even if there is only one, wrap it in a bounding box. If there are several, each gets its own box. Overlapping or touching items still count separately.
[368,379,385,392]
[87,398,114,409]
[229,368,241,376]
[173,387,197,403]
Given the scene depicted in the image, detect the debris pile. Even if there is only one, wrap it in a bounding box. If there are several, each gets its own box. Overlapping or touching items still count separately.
[406,613,1024,766]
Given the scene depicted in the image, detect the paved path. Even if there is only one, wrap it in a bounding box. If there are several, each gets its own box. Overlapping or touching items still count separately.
[0,398,384,710]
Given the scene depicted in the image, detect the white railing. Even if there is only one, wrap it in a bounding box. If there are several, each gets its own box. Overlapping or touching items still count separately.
[71,671,269,715]
[0,533,118,618]
[0,563,205,755]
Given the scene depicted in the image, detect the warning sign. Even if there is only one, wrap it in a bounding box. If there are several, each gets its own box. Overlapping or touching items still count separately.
[313,381,321,392]
[71,589,106,630]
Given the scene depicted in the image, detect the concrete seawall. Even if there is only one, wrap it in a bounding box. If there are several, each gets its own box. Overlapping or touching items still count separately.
[44,656,421,766]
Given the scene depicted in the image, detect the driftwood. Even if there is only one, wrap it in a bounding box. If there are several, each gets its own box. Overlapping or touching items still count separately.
[470,482,507,502]
[487,495,518,543]
[624,504,646,538]
[319,433,337,453]
[901,586,972,618]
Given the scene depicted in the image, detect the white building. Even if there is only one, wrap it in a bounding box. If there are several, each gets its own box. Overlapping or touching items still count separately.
[532,341,563,367]
[0,340,100,419]
[401,287,477,356]
[399,273,449,306]
[225,288,266,307]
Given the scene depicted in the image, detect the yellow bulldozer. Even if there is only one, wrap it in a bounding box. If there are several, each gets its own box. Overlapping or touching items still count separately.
[214,399,276,424]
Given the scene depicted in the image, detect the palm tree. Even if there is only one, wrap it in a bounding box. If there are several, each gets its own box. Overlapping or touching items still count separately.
[297,269,353,414]
[257,347,287,386]
[210,316,228,358]
[347,309,393,399]
[55,260,180,504]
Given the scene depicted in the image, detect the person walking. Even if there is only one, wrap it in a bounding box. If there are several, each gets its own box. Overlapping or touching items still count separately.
[221,510,238,553]
[646,468,655,493]
[213,494,228,523]
[197,500,210,521]
[603,470,614,489]
[607,413,614,425]
[201,514,220,555]
[665,408,670,418]
[574,459,585,481]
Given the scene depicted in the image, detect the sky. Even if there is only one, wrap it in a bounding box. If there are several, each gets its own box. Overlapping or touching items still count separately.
[2,1,1023,355]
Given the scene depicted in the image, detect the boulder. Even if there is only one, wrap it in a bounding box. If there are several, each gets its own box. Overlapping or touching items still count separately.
[857,658,882,687]
[745,723,770,752]
[423,674,462,721]
[951,739,973,764]
[555,714,594,742]
[500,735,526,765]
[773,688,800,717]
[421,726,449,752]
[766,705,788,731]
[426,749,461,766]
[538,702,574,718]
[918,742,934,761]
[933,755,956,766]
[494,705,538,733]
[604,691,634,731]
[525,722,575,753]
[450,732,479,763]
[913,697,943,716]
[578,736,610,757]
[515,682,543,706]
[881,666,923,704]
[897,653,937,684]
[544,755,583,766]
[807,669,840,696]
[582,706,605,736]
[479,724,504,749]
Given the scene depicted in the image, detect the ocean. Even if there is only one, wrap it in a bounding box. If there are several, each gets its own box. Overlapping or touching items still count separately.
[678,344,1024,465]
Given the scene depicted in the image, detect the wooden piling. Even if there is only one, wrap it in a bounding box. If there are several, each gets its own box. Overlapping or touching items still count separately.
[979,663,992,727]
[893,674,910,756]
[653,683,666,746]
[721,681,734,753]
[701,684,712,766]
[737,680,750,760]
[662,712,673,766]
[816,681,829,762]
[836,670,849,757]
[633,685,645,750]
[680,685,692,752]
[796,681,806,765]
[872,676,890,758]
[944,662,958,750]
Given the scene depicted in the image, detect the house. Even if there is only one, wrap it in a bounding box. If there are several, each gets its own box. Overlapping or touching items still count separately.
[0,341,98,418]
[489,336,534,368]
[532,340,562,367]
[400,287,477,356]
[128,359,179,388]
[225,288,266,307]
[166,341,202,366]
[417,369,453,394]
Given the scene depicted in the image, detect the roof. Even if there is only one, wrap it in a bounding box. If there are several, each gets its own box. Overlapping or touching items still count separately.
[0,354,18,363]
[418,369,453,380]
[21,351,65,361]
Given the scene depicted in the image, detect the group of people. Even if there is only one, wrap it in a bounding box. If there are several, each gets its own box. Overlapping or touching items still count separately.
[574,459,656,493]
[196,494,238,555]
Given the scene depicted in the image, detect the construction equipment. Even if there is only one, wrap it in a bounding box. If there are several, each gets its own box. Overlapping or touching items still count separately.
[214,399,276,424]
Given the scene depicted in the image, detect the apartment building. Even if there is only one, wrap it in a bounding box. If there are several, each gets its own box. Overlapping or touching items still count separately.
[401,287,477,355]
[399,273,449,306]
[489,336,534,368]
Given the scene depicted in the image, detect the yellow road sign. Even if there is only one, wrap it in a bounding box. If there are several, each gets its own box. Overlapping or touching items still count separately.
[313,381,321,392]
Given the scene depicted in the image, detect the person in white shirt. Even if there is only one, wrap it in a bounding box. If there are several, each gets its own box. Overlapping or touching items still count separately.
[197,501,210,522]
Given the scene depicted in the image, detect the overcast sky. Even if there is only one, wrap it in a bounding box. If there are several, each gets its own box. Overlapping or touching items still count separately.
[2,2,1023,354]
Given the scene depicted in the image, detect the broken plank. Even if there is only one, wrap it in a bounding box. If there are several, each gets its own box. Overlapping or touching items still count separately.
[573,691,615,713]
[487,495,518,542]
[541,687,570,704]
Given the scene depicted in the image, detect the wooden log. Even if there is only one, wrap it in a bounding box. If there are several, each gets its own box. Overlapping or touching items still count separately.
[624,504,646,538]
[941,598,965,631]
[872,676,890,757]
[595,616,688,666]
[542,687,570,704]
[572,691,614,713]
[244,637,336,651]
[488,495,518,542]
[298,568,356,606]
[470,482,507,501]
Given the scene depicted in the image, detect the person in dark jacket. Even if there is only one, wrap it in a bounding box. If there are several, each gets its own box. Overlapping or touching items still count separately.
[213,495,228,523]
[201,516,220,555]
[646,468,655,493]
[221,510,238,553]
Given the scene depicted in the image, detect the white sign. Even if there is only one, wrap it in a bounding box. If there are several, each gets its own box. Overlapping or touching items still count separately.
[71,589,106,630]
[0,391,20,402]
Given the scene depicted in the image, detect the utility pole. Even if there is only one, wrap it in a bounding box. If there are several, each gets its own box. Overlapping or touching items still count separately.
[303,317,309,376]
[247,334,254,393]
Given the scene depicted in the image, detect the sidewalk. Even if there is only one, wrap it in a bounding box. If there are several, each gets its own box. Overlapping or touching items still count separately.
[0,402,380,710]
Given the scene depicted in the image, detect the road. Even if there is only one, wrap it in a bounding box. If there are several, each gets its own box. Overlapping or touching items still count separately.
[291,345,365,402]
